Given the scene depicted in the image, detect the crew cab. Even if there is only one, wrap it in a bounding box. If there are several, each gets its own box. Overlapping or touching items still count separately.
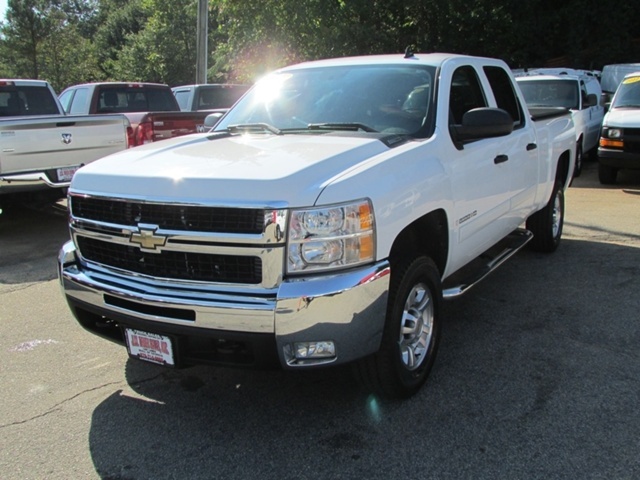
[515,68,603,177]
[597,71,640,184]
[171,84,250,113]
[58,82,210,146]
[58,53,575,399]
[0,79,130,207]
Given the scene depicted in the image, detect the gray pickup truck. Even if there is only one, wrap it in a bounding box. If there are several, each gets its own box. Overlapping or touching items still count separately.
[171,84,250,113]
[0,79,130,208]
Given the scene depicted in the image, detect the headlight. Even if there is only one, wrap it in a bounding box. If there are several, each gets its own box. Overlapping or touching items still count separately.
[604,128,622,139]
[287,199,375,273]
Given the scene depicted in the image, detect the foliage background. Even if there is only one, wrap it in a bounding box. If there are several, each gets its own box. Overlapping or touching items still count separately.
[1,0,638,92]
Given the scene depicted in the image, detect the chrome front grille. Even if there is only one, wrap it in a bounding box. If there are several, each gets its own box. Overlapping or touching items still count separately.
[76,236,263,284]
[69,193,287,289]
[70,196,265,233]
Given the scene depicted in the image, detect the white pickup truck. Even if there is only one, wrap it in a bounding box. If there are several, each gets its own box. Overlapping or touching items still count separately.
[0,79,130,208]
[514,68,604,177]
[58,53,575,399]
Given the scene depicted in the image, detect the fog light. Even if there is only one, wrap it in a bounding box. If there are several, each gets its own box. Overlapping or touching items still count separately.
[294,341,336,359]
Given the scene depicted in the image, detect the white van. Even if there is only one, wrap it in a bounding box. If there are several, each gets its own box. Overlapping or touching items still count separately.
[597,71,640,184]
[515,68,604,177]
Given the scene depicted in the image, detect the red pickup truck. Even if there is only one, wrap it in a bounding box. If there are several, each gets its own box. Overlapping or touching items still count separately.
[58,82,210,146]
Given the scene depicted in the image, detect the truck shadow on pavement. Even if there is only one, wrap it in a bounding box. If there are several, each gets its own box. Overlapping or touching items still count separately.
[87,237,640,480]
[0,200,70,285]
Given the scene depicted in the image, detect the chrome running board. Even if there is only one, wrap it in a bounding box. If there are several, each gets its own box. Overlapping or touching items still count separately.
[442,228,533,299]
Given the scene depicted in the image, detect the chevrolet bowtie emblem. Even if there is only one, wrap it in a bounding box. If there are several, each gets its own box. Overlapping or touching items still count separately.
[129,226,167,251]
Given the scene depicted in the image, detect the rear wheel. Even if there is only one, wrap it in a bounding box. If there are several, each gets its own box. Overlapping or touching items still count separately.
[353,256,441,400]
[527,180,564,253]
[598,163,617,184]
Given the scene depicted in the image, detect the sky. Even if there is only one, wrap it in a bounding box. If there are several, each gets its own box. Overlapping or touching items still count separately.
[1,1,7,23]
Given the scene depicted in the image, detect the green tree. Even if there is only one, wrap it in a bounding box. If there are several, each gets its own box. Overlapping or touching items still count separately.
[0,0,101,90]
[1,0,55,79]
[108,0,198,86]
[93,0,148,79]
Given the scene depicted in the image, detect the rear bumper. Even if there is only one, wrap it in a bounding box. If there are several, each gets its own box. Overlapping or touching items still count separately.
[58,241,390,369]
[0,171,71,194]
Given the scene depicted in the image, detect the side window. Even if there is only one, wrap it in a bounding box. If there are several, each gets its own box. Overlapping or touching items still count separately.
[449,66,487,125]
[484,66,524,129]
[59,90,74,113]
[173,90,190,110]
[69,88,89,114]
[580,81,589,109]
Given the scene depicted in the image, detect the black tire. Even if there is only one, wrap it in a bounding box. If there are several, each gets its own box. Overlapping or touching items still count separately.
[526,180,564,253]
[573,143,583,178]
[598,163,617,185]
[353,256,441,400]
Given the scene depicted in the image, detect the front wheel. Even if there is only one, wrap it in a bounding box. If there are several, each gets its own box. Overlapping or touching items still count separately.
[526,180,564,253]
[353,256,441,400]
[598,163,617,184]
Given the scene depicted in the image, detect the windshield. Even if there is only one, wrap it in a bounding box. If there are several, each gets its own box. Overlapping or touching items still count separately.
[518,79,579,109]
[611,76,640,108]
[215,65,435,136]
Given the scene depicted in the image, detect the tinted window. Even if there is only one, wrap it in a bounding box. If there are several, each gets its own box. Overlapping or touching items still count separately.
[0,86,60,116]
[484,66,524,128]
[196,86,250,110]
[97,86,178,113]
[449,66,487,125]
[518,79,579,109]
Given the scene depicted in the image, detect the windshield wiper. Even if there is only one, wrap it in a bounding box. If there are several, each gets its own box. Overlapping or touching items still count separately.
[306,122,378,133]
[227,123,282,135]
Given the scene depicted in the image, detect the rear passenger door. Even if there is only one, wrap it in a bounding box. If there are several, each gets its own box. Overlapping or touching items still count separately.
[483,66,538,227]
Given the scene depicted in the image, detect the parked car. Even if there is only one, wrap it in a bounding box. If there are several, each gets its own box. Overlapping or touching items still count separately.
[59,52,575,400]
[171,84,250,114]
[0,79,130,209]
[597,71,640,184]
[58,82,210,146]
[515,68,604,176]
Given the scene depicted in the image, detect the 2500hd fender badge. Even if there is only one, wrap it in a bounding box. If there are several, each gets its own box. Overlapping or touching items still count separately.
[126,225,167,252]
[457,210,478,225]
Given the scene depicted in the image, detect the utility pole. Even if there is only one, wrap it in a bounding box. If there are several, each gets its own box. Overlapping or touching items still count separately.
[196,0,208,84]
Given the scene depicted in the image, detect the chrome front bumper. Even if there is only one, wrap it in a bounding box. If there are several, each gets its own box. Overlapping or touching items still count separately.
[58,241,390,369]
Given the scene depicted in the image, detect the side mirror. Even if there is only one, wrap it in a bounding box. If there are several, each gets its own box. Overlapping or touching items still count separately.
[585,93,598,108]
[451,108,514,143]
[204,112,223,128]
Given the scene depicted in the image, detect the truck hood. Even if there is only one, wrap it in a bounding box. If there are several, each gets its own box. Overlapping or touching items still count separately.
[605,108,640,128]
[70,132,393,206]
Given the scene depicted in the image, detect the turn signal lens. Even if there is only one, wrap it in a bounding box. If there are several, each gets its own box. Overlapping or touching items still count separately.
[599,137,624,149]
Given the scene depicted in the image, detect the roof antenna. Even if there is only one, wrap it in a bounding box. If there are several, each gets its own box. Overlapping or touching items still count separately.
[404,46,415,59]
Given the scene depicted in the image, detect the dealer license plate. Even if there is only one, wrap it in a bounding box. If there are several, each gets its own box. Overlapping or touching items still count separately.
[57,165,80,182]
[125,329,175,366]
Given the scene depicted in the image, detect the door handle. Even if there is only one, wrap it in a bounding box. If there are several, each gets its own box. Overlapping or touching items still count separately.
[526,143,537,151]
[494,155,509,164]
